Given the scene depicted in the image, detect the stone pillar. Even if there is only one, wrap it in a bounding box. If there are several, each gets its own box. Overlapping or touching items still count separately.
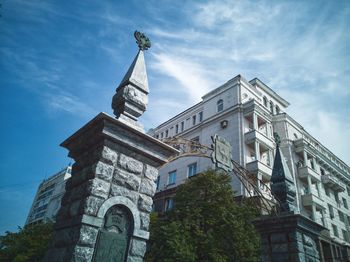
[311,204,316,221]
[253,113,258,130]
[307,175,312,195]
[303,151,308,167]
[255,141,260,161]
[44,113,177,262]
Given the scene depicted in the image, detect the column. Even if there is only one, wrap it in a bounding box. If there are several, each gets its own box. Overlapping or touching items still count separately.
[253,113,258,130]
[303,151,308,167]
[311,204,316,221]
[316,182,321,197]
[321,209,326,227]
[307,175,312,194]
[255,141,260,161]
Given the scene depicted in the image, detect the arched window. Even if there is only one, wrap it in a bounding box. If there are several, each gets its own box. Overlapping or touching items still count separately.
[217,99,223,112]
[275,105,280,114]
[263,96,268,107]
[269,101,274,114]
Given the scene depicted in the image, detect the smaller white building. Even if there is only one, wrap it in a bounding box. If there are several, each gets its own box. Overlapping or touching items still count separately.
[25,166,71,225]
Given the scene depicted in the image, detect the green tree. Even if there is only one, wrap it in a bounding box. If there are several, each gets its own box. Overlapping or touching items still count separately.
[0,222,53,262]
[146,170,260,262]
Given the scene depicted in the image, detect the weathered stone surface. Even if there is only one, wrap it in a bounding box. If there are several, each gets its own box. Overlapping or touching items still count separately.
[139,212,150,230]
[138,194,153,213]
[127,256,143,262]
[73,246,94,262]
[113,168,141,191]
[144,165,158,181]
[83,196,104,216]
[44,247,68,262]
[93,161,114,182]
[87,178,110,199]
[110,184,138,204]
[119,154,143,174]
[130,239,147,257]
[78,225,99,247]
[139,178,156,197]
[271,233,287,243]
[69,200,81,217]
[99,146,118,165]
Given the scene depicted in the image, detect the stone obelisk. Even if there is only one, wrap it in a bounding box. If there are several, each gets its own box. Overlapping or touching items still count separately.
[44,31,177,262]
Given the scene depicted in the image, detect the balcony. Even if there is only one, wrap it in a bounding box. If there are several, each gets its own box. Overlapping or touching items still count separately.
[321,174,345,192]
[246,160,272,178]
[245,130,274,149]
[298,166,320,181]
[301,192,324,208]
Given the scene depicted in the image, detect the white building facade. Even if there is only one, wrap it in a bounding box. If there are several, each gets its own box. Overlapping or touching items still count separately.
[150,75,350,259]
[25,166,71,225]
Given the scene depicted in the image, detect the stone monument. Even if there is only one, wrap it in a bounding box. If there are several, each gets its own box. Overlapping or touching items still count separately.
[44,31,177,262]
[254,133,325,262]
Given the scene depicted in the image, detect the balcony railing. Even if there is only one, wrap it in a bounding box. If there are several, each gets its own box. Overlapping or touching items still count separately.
[298,166,320,181]
[321,174,345,192]
[246,160,272,179]
[301,192,324,208]
[245,130,274,149]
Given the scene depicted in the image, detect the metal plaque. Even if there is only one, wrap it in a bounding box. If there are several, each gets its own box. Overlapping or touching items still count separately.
[211,134,233,172]
[93,205,132,262]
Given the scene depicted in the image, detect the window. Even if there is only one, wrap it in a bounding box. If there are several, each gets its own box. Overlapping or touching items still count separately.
[188,163,197,177]
[156,134,159,139]
[310,159,315,170]
[217,99,224,112]
[320,168,325,176]
[175,124,179,134]
[343,230,349,242]
[168,171,176,185]
[181,122,184,132]
[339,210,345,223]
[165,198,174,211]
[275,105,280,114]
[332,224,339,237]
[192,115,196,125]
[269,101,274,114]
[165,130,169,138]
[328,204,334,219]
[347,187,350,197]
[343,198,348,209]
[156,176,160,190]
[325,187,330,197]
[161,132,164,138]
[263,96,268,107]
[191,136,200,151]
[199,111,203,122]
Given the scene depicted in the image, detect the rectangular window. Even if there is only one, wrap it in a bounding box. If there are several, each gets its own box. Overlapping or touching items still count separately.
[320,168,325,176]
[325,187,330,197]
[165,198,174,211]
[156,176,160,190]
[191,136,200,151]
[156,134,159,139]
[175,124,179,134]
[339,210,345,222]
[347,187,350,197]
[161,132,164,138]
[192,115,196,125]
[181,122,184,132]
[328,204,334,219]
[332,224,339,237]
[165,130,169,138]
[199,111,203,122]
[188,163,197,177]
[343,230,349,242]
[343,198,348,209]
[168,171,176,185]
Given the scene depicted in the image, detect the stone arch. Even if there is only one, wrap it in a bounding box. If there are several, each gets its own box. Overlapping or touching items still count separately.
[97,196,141,235]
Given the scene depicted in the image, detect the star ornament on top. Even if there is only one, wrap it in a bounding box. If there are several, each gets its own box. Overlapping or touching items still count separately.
[211,134,233,172]
[134,31,151,51]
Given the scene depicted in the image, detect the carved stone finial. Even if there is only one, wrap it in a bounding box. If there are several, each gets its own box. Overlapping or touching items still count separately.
[134,31,151,51]
[274,132,281,147]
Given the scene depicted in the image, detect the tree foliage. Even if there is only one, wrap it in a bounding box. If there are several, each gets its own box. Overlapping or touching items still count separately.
[0,222,53,262]
[146,170,260,262]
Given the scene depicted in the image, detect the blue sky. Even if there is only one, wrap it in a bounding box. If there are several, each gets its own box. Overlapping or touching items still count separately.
[1,0,350,234]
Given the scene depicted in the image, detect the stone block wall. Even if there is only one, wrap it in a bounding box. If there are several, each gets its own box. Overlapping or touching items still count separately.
[44,113,177,262]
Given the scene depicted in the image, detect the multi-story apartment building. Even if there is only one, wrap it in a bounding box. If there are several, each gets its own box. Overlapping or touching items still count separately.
[25,166,71,225]
[149,74,350,260]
